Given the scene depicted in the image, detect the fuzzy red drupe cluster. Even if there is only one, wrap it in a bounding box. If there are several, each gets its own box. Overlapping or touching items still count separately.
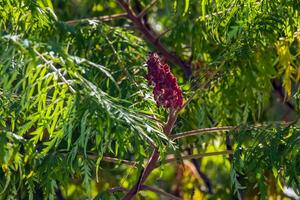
[146,53,183,109]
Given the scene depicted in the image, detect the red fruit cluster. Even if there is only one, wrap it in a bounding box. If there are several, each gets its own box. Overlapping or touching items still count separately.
[146,53,183,109]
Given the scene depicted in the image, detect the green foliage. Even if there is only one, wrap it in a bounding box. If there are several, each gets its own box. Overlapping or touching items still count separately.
[1,0,300,199]
[233,123,300,197]
[0,0,169,198]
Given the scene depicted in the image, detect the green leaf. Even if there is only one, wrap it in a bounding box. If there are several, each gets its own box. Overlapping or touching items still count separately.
[183,0,189,16]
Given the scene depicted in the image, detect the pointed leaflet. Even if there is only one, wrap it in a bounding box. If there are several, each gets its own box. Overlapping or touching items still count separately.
[183,0,189,16]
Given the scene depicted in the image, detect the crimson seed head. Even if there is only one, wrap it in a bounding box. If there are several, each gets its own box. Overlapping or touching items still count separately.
[146,53,183,109]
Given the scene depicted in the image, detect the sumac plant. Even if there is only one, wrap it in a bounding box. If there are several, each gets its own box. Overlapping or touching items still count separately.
[1,0,300,199]
[121,53,184,199]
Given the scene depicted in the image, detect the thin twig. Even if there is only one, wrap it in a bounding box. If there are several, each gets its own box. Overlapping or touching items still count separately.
[102,156,138,167]
[137,0,159,18]
[109,185,181,200]
[172,121,297,140]
[178,70,220,113]
[34,50,76,93]
[138,112,164,124]
[57,149,137,166]
[171,126,236,140]
[66,13,128,25]
[164,150,234,164]
[78,153,138,167]
[141,185,181,200]
[85,147,233,167]
[154,29,171,43]
[109,186,128,193]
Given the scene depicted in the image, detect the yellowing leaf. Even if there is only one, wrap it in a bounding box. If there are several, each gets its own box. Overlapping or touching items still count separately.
[183,0,189,16]
[173,0,177,13]
[27,171,34,179]
[283,65,293,98]
[1,164,8,174]
[296,66,300,84]
[276,40,292,68]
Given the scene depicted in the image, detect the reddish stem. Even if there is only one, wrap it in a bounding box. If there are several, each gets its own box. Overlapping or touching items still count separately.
[121,150,160,200]
[116,0,192,77]
[122,109,178,200]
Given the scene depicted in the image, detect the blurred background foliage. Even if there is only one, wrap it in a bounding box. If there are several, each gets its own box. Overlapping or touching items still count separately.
[1,0,300,199]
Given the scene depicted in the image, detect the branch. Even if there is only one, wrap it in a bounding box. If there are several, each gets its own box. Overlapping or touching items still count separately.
[79,153,138,167]
[85,150,234,167]
[141,185,181,200]
[65,13,128,25]
[155,29,171,42]
[171,120,296,140]
[137,0,159,18]
[116,0,192,77]
[178,70,221,113]
[187,147,213,194]
[121,89,179,200]
[171,126,236,140]
[102,156,138,167]
[109,186,128,193]
[137,111,164,124]
[34,49,76,93]
[110,185,181,200]
[164,150,234,164]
